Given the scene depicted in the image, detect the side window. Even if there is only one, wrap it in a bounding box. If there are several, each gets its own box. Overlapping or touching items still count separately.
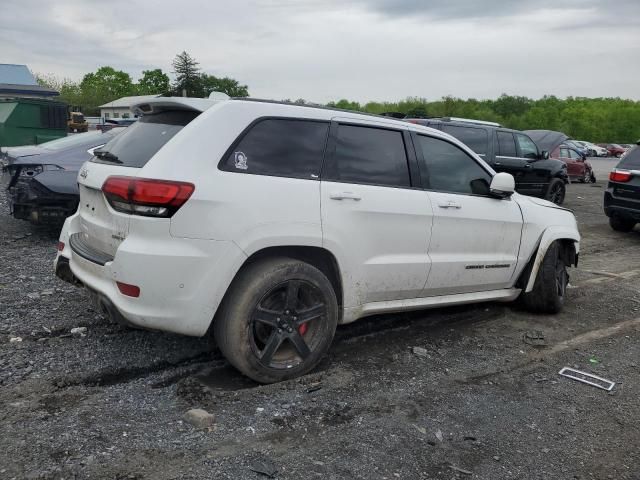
[223,119,329,179]
[327,124,410,188]
[441,125,489,156]
[559,148,569,158]
[416,135,492,196]
[515,133,539,159]
[497,131,517,157]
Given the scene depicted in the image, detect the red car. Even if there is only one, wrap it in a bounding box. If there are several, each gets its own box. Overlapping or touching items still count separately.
[552,145,595,183]
[606,144,626,157]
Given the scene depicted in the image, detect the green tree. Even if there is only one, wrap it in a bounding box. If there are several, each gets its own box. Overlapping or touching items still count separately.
[137,69,170,95]
[171,51,202,97]
[200,74,249,98]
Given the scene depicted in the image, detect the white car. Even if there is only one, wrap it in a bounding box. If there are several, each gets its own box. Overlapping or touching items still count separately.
[579,141,607,157]
[55,97,580,383]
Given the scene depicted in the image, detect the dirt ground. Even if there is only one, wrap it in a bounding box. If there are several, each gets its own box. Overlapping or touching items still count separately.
[1,158,639,480]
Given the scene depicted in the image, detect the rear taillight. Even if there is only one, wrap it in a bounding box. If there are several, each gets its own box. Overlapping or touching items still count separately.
[57,241,65,251]
[102,176,194,217]
[609,170,632,182]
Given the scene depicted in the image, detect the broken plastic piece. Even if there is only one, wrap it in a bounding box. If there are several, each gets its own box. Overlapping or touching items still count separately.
[558,367,615,391]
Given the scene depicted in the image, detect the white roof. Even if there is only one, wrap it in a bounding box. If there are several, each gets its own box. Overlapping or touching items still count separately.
[99,94,162,109]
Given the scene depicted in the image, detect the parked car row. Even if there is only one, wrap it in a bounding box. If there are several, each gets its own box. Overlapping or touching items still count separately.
[1,97,635,384]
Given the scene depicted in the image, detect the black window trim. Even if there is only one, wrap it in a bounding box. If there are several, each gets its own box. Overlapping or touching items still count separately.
[411,131,497,198]
[496,130,518,158]
[218,116,332,181]
[322,120,420,190]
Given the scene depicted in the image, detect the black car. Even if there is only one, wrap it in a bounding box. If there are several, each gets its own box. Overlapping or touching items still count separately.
[604,146,640,232]
[405,117,569,204]
[1,129,124,225]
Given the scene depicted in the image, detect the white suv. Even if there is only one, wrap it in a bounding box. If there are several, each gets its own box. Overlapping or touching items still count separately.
[55,97,580,383]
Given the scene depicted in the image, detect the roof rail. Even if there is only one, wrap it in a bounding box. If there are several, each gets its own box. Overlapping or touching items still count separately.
[230,97,400,122]
[441,117,502,127]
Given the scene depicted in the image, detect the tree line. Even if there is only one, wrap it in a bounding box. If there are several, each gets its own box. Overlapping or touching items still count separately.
[37,51,249,116]
[37,52,639,142]
[327,95,640,143]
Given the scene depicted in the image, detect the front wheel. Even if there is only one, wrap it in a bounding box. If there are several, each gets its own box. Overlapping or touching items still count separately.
[545,178,566,205]
[520,241,568,314]
[214,257,338,383]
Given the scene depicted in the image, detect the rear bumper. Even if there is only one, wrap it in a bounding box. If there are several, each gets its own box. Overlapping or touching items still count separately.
[56,213,247,337]
[8,177,77,225]
[604,189,640,221]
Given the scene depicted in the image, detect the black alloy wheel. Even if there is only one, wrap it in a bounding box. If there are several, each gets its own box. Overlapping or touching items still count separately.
[546,179,566,205]
[250,280,327,369]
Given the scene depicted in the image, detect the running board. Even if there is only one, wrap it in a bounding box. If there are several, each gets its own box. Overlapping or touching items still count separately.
[345,288,521,322]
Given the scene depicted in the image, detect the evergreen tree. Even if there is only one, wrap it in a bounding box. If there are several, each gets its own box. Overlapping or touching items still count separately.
[171,51,202,97]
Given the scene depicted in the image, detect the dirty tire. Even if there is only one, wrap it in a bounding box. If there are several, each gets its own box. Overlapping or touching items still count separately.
[214,257,338,384]
[609,216,636,232]
[520,241,567,314]
[545,178,566,205]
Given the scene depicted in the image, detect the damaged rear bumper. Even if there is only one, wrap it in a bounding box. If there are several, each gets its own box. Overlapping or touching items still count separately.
[6,167,78,225]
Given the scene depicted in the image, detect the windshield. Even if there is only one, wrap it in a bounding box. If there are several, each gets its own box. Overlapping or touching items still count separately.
[91,110,200,168]
[40,131,107,151]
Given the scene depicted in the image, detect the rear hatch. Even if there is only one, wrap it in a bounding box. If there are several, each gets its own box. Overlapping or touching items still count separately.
[75,108,201,258]
[610,147,640,203]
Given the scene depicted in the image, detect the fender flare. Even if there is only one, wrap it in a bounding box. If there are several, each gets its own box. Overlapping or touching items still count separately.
[524,226,580,293]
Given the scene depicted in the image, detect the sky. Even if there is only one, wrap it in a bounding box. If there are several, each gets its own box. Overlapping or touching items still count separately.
[1,0,639,103]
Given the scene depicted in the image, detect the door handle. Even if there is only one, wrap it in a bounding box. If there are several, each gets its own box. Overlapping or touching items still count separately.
[438,201,462,209]
[524,163,533,168]
[494,162,502,166]
[330,192,361,201]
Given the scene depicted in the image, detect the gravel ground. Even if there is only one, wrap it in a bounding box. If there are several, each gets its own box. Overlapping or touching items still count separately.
[1,170,640,479]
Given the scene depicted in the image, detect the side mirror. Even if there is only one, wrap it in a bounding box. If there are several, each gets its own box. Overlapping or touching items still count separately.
[540,150,550,160]
[490,172,515,199]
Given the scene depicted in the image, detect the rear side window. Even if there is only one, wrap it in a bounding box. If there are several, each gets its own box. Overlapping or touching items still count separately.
[326,125,410,188]
[93,110,199,168]
[222,119,329,179]
[441,125,488,155]
[497,131,517,157]
[416,135,492,196]
[619,147,640,169]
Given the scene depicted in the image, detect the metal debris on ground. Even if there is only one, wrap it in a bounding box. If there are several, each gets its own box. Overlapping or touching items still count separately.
[411,346,429,357]
[9,336,23,343]
[248,458,278,478]
[523,330,546,347]
[306,381,322,393]
[558,367,615,391]
[435,429,444,442]
[70,327,87,337]
[449,464,472,475]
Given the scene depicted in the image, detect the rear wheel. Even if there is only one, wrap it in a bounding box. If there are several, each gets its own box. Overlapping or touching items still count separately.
[214,257,338,383]
[545,178,566,205]
[609,216,636,232]
[520,241,568,314]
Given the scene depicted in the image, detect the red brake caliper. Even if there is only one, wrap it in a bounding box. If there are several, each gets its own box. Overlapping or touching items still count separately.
[298,322,308,336]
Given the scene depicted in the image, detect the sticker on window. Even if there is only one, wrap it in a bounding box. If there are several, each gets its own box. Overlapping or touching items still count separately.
[234,151,248,170]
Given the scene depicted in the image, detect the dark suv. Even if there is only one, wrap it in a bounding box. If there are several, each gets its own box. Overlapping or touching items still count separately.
[405,118,569,204]
[605,146,640,232]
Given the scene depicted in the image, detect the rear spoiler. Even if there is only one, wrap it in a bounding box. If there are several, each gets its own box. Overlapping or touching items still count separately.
[131,95,229,116]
